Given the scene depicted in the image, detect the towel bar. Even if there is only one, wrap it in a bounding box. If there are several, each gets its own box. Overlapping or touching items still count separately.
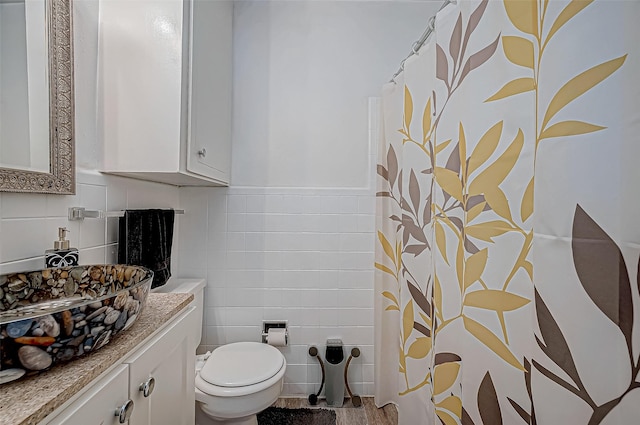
[68,207,185,221]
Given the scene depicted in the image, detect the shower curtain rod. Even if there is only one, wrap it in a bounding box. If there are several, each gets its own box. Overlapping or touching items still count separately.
[390,0,454,83]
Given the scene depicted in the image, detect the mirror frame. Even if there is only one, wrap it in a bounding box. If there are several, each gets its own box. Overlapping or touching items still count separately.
[0,0,74,194]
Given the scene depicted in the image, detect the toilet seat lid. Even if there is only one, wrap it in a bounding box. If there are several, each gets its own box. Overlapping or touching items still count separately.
[200,342,284,388]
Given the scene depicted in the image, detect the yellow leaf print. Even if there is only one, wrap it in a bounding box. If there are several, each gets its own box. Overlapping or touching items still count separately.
[502,36,535,69]
[466,221,514,242]
[503,0,538,36]
[539,120,606,140]
[435,221,449,265]
[542,55,627,130]
[435,139,452,156]
[377,231,396,267]
[464,289,530,311]
[436,395,463,418]
[407,337,431,359]
[436,410,459,425]
[463,315,525,370]
[520,177,534,222]
[468,121,503,175]
[404,85,413,130]
[422,97,432,142]
[546,0,594,46]
[434,275,444,321]
[484,187,513,223]
[468,129,524,196]
[456,237,464,292]
[467,201,487,223]
[433,362,461,395]
[375,262,396,278]
[485,78,535,102]
[458,123,468,179]
[434,167,464,202]
[382,291,399,306]
[403,300,414,344]
[464,248,488,290]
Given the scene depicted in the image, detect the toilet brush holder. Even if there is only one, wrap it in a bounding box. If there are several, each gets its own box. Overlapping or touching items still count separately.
[325,339,345,407]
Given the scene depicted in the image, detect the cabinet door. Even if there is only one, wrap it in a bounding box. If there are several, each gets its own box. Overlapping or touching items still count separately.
[46,365,131,425]
[100,0,184,173]
[124,307,197,425]
[186,0,233,183]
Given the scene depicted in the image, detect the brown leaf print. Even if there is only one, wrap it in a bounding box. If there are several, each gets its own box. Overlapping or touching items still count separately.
[408,170,421,216]
[436,43,450,88]
[445,142,461,174]
[460,0,489,61]
[434,352,461,365]
[377,164,389,181]
[507,397,530,424]
[534,289,588,400]
[459,33,501,84]
[572,204,634,362]
[478,372,502,425]
[407,280,431,318]
[450,13,463,70]
[387,145,399,189]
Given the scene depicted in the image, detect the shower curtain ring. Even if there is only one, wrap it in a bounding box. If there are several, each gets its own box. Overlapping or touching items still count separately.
[428,16,436,32]
[412,41,420,55]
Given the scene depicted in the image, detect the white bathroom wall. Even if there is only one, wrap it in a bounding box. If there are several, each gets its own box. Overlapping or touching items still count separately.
[177,0,442,396]
[231,0,439,188]
[0,0,441,399]
[0,0,183,276]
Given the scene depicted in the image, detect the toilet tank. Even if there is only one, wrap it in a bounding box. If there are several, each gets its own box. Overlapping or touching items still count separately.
[152,278,206,348]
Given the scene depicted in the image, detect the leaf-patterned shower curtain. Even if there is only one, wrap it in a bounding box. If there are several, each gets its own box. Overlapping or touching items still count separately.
[374,1,640,424]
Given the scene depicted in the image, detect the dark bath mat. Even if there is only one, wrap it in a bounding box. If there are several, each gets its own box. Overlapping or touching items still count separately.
[257,406,337,425]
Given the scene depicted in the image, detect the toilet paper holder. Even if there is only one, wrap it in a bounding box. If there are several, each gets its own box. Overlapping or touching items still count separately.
[261,321,288,345]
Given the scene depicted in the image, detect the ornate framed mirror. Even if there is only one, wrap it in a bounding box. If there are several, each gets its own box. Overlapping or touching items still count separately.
[0,0,74,194]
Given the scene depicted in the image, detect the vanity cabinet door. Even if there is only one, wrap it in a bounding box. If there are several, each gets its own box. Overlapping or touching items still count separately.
[46,364,131,425]
[124,307,197,425]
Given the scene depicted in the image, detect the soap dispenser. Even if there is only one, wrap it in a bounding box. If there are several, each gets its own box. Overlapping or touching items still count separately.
[45,227,79,268]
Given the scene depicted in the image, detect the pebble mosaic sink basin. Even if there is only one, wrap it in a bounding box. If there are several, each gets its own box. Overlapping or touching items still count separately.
[0,264,153,384]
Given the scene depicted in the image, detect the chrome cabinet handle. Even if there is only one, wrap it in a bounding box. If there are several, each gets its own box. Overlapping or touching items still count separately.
[115,399,134,423]
[197,148,207,157]
[139,377,155,398]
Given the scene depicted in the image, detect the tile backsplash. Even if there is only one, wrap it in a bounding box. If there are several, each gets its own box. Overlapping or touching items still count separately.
[0,170,180,275]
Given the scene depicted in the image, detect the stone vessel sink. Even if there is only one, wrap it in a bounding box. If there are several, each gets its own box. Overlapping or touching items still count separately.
[0,264,153,384]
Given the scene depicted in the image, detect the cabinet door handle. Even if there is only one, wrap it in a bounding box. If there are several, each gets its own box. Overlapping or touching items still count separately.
[139,377,156,398]
[115,399,134,423]
[197,148,207,158]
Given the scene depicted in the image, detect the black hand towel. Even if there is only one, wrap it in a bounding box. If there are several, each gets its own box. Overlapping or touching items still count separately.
[118,209,175,289]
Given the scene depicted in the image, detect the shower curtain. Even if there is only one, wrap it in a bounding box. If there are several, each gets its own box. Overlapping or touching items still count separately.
[374,1,640,424]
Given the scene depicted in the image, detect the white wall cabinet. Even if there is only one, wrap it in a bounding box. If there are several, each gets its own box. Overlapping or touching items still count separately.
[41,307,197,425]
[99,0,232,186]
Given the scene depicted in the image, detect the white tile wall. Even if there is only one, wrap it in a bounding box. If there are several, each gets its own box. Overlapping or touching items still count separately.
[182,187,377,396]
[0,170,180,275]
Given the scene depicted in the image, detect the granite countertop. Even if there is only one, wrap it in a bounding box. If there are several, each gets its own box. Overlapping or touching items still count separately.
[0,293,194,425]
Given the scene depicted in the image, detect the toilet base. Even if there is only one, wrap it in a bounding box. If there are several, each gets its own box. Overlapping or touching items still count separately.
[196,401,258,425]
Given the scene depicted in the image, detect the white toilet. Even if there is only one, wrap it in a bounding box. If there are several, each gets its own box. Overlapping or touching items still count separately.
[154,279,286,425]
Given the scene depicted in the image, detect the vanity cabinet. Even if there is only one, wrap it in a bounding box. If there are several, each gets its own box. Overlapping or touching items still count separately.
[40,307,197,425]
[99,0,232,186]
[46,365,131,425]
[124,308,195,425]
